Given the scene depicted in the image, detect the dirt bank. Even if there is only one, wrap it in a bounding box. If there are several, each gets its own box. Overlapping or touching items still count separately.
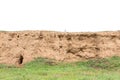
[0,31,120,65]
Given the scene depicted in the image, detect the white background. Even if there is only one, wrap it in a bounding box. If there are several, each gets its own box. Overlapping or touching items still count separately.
[0,0,120,32]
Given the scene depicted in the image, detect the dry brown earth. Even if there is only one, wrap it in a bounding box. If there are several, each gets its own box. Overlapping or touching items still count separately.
[0,30,120,65]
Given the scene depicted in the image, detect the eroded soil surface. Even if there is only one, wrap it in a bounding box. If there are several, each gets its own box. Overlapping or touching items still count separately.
[0,31,120,65]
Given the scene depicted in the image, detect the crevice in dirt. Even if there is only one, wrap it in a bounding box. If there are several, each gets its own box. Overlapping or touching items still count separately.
[18,54,24,65]
[24,34,28,36]
[17,35,19,38]
[66,35,72,41]
[8,39,12,41]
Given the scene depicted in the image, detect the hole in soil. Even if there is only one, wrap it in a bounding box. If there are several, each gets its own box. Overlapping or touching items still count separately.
[18,55,24,64]
[24,34,28,36]
[66,35,72,40]
[17,35,19,38]
[59,46,63,48]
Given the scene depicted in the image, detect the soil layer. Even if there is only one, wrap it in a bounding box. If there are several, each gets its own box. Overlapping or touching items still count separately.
[0,31,120,65]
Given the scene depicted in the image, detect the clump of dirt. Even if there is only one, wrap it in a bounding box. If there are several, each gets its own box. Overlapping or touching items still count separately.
[1,30,120,65]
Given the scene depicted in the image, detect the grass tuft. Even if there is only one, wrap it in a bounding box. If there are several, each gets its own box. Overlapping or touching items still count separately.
[78,56,120,70]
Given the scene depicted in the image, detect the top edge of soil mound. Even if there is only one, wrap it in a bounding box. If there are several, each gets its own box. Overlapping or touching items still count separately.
[1,30,120,35]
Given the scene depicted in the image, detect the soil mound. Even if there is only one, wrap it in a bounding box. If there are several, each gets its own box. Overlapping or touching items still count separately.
[0,30,120,65]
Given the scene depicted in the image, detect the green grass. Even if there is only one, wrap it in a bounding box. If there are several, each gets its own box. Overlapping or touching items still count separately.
[1,56,120,80]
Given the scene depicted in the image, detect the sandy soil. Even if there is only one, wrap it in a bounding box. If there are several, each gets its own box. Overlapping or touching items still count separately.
[0,30,120,65]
